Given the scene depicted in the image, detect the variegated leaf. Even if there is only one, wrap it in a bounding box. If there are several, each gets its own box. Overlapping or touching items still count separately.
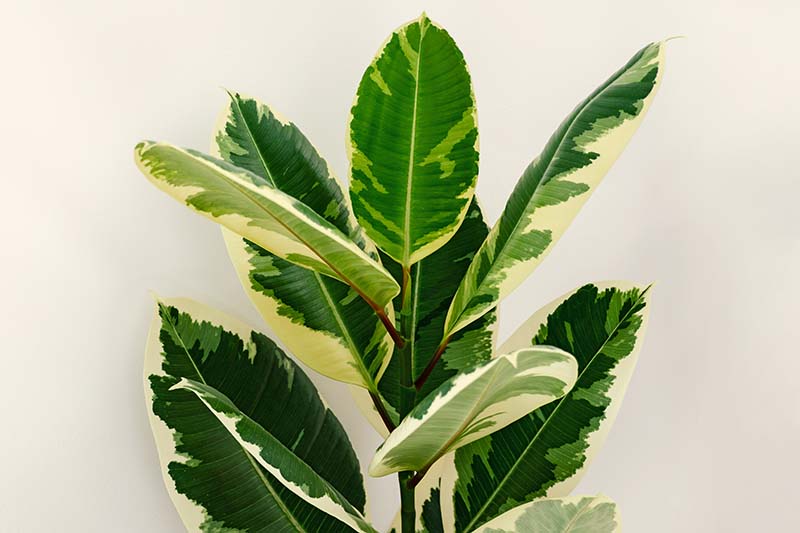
[134,141,400,310]
[214,92,369,250]
[370,200,496,532]
[416,458,453,533]
[451,283,650,532]
[472,495,620,533]
[378,200,497,418]
[145,297,365,532]
[177,378,377,533]
[444,42,665,336]
[368,347,578,477]
[385,457,450,533]
[212,92,393,389]
[348,13,479,266]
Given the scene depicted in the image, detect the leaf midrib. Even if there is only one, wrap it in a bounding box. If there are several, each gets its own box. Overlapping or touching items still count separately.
[409,264,422,377]
[229,94,279,188]
[417,364,500,473]
[175,147,390,309]
[402,20,426,266]
[451,56,645,332]
[461,292,645,532]
[232,108,380,390]
[160,308,308,533]
[560,498,594,532]
[314,270,379,391]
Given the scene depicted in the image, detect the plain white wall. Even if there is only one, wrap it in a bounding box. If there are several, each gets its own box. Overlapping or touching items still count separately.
[2,0,798,531]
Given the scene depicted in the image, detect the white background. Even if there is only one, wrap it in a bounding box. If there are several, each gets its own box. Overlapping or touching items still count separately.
[2,0,798,531]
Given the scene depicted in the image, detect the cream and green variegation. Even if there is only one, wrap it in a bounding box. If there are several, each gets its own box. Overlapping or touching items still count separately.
[443,42,665,337]
[368,200,497,532]
[145,297,366,532]
[212,92,393,389]
[136,16,669,533]
[450,283,650,532]
[350,200,496,436]
[176,378,377,533]
[134,141,400,310]
[472,495,620,533]
[348,13,479,266]
[378,200,497,417]
[385,457,453,533]
[369,347,578,477]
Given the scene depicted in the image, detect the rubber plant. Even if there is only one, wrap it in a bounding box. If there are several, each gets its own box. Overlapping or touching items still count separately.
[135,13,667,533]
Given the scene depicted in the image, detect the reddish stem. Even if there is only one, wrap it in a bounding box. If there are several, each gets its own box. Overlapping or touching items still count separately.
[369,390,397,432]
[407,463,432,489]
[376,307,405,348]
[414,335,451,391]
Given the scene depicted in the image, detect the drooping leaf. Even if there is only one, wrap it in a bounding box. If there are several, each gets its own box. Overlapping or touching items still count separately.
[472,495,620,533]
[212,92,393,389]
[450,282,650,532]
[348,13,479,266]
[377,200,497,417]
[444,42,665,337]
[176,378,377,533]
[368,347,578,477]
[134,141,400,309]
[145,297,366,532]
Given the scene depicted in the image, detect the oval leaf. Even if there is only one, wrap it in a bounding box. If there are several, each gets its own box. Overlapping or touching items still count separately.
[364,200,496,532]
[145,297,365,532]
[451,282,651,532]
[348,13,479,266]
[176,378,377,533]
[368,347,578,477]
[376,200,497,419]
[213,92,393,388]
[444,42,665,336]
[472,495,620,533]
[134,141,400,309]
[215,91,368,249]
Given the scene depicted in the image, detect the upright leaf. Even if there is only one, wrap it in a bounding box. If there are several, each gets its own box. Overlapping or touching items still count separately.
[134,141,400,310]
[213,93,393,389]
[451,283,650,532]
[215,91,371,251]
[369,347,578,477]
[377,200,497,416]
[348,13,479,266]
[176,379,377,533]
[472,495,620,533]
[365,201,496,532]
[145,298,366,532]
[444,42,665,336]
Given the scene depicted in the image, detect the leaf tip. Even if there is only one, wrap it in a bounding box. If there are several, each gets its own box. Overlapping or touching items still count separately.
[416,11,432,29]
[366,457,390,478]
[221,86,237,101]
[133,140,157,163]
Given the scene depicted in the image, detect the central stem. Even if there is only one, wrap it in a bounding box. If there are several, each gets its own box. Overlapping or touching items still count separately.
[399,471,415,533]
[398,266,416,533]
